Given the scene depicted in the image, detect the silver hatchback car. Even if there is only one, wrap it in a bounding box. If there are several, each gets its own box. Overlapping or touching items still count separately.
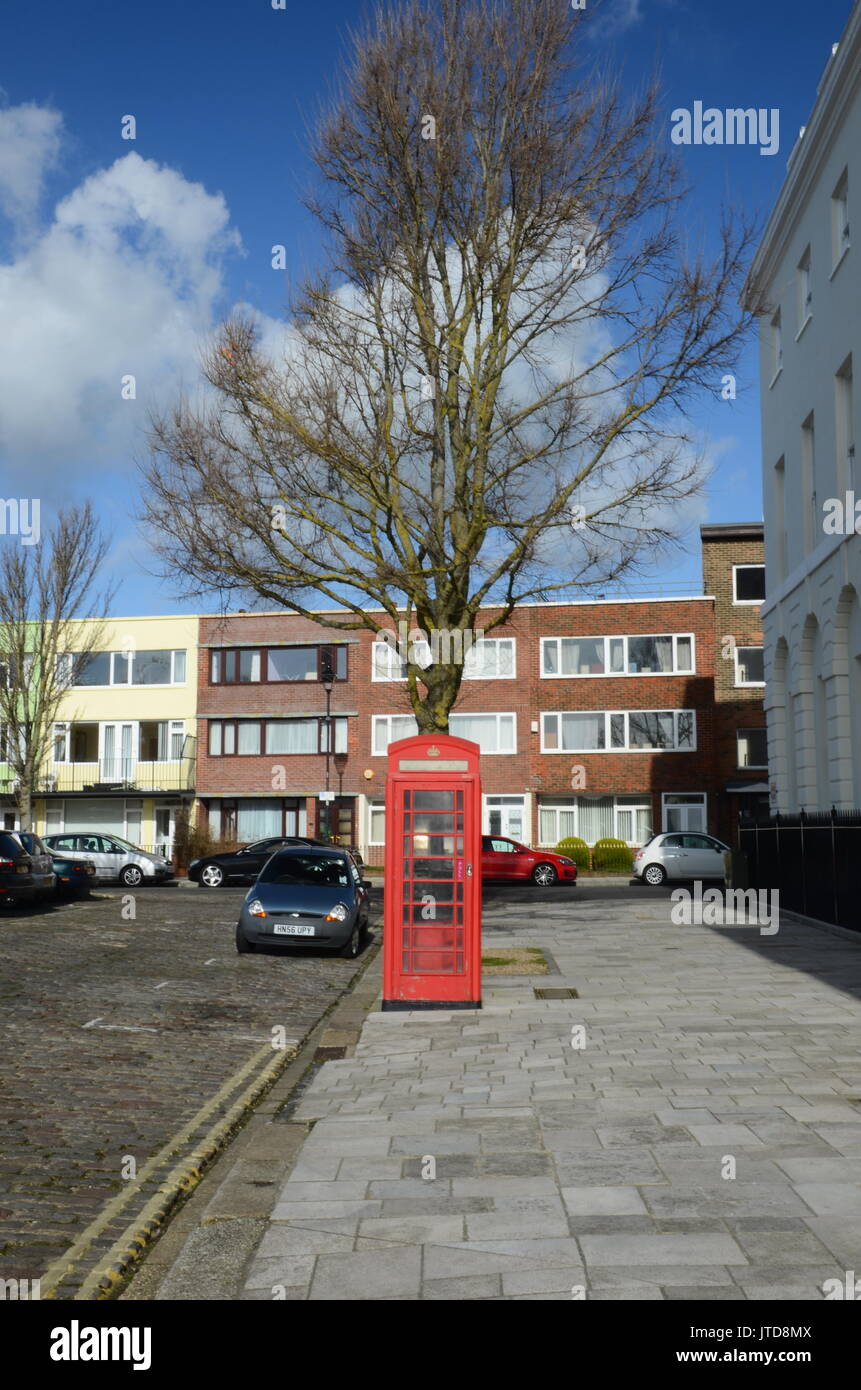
[633,832,730,886]
[44,833,174,887]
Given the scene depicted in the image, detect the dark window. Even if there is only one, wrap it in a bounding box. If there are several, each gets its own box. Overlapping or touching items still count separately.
[76,652,111,685]
[734,566,766,602]
[211,645,348,685]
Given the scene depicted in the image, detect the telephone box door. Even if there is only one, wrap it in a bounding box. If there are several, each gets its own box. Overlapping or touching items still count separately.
[383,736,481,1008]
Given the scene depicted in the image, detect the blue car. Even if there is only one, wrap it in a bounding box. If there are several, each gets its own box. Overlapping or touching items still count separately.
[236,846,371,958]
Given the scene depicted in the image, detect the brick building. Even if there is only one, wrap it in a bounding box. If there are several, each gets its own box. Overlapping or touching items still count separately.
[194,523,766,863]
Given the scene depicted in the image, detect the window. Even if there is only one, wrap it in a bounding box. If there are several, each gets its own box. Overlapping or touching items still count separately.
[541,709,696,752]
[369,800,386,844]
[836,355,855,495]
[372,714,419,754]
[538,795,651,846]
[732,565,765,604]
[449,712,516,753]
[663,792,707,833]
[774,456,787,578]
[797,246,812,330]
[65,649,186,686]
[463,638,515,679]
[737,727,768,768]
[832,168,850,267]
[371,639,431,680]
[800,416,816,554]
[211,644,348,684]
[735,646,765,686]
[770,308,782,382]
[208,717,346,756]
[541,634,694,677]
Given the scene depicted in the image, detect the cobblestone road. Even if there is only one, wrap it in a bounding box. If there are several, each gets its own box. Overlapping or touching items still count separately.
[0,884,375,1296]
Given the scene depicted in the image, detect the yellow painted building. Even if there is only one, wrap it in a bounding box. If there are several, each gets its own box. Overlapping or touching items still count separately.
[24,615,199,854]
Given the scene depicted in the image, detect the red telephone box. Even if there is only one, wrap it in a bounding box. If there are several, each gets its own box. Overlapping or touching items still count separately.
[382,733,482,1010]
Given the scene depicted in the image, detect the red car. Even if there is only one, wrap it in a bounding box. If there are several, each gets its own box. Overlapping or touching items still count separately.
[481,836,577,886]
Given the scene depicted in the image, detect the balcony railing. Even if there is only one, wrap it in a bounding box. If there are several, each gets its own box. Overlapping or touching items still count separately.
[33,759,196,794]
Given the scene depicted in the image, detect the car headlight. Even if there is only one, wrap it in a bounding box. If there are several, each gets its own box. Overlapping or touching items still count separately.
[325,902,349,922]
[557,857,574,866]
[248,898,267,918]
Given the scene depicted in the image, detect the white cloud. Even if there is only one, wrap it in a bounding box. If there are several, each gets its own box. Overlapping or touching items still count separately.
[0,102,63,241]
[588,0,645,40]
[0,104,243,487]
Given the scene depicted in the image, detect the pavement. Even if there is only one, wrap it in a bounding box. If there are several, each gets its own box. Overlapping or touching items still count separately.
[129,880,861,1301]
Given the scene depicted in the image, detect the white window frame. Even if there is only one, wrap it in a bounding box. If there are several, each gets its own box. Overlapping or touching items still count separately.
[540,634,695,678]
[731,564,765,606]
[734,646,765,688]
[64,649,187,688]
[372,636,515,681]
[372,714,420,755]
[540,709,697,753]
[537,794,652,846]
[449,712,516,754]
[661,792,708,834]
[368,798,386,845]
[371,640,431,681]
[372,711,517,755]
[737,727,768,770]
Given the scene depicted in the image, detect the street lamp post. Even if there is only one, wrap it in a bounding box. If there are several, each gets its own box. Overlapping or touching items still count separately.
[321,650,335,841]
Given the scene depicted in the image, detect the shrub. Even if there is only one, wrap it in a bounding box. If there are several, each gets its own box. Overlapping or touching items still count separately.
[172,807,238,869]
[591,837,634,873]
[554,836,591,871]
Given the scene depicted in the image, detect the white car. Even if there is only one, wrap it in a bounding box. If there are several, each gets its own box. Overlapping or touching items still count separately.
[44,833,174,887]
[633,832,730,886]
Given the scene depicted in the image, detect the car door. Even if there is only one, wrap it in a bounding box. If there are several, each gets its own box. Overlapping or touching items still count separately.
[76,834,112,879]
[658,833,688,879]
[482,836,518,879]
[684,834,727,879]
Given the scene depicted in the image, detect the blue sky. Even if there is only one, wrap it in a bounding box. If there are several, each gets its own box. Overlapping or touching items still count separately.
[0,0,854,614]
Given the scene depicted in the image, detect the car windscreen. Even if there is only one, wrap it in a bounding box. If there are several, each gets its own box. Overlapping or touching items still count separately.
[0,832,26,857]
[259,853,351,887]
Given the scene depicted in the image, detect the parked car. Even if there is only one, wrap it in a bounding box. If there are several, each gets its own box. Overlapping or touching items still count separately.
[12,831,57,899]
[633,832,731,886]
[44,833,174,887]
[191,837,362,888]
[236,846,371,958]
[481,836,577,886]
[0,830,36,908]
[49,850,97,898]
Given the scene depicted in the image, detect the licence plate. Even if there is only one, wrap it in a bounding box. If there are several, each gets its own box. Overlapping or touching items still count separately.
[273,923,315,936]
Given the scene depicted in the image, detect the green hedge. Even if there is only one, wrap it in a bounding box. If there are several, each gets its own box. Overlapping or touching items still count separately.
[554,836,591,871]
[591,837,634,873]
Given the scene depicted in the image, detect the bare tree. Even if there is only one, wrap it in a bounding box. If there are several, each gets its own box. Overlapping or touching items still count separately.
[142,0,759,733]
[0,504,113,830]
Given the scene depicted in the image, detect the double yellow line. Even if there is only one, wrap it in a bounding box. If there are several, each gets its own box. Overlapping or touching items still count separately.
[40,1041,296,1300]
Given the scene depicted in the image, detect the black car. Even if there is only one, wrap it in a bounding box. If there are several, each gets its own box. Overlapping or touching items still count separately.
[0,830,36,908]
[190,837,363,888]
[49,850,97,898]
[236,847,371,957]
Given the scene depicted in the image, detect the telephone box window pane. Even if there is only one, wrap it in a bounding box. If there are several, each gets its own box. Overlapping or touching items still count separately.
[412,813,454,833]
[402,953,410,972]
[413,859,454,879]
[423,835,455,854]
[403,791,411,808]
[414,790,455,810]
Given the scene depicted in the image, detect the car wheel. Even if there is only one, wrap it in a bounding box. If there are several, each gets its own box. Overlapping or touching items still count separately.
[120,864,143,888]
[340,925,361,958]
[236,925,252,954]
[199,863,224,889]
[532,863,558,886]
[643,863,667,886]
